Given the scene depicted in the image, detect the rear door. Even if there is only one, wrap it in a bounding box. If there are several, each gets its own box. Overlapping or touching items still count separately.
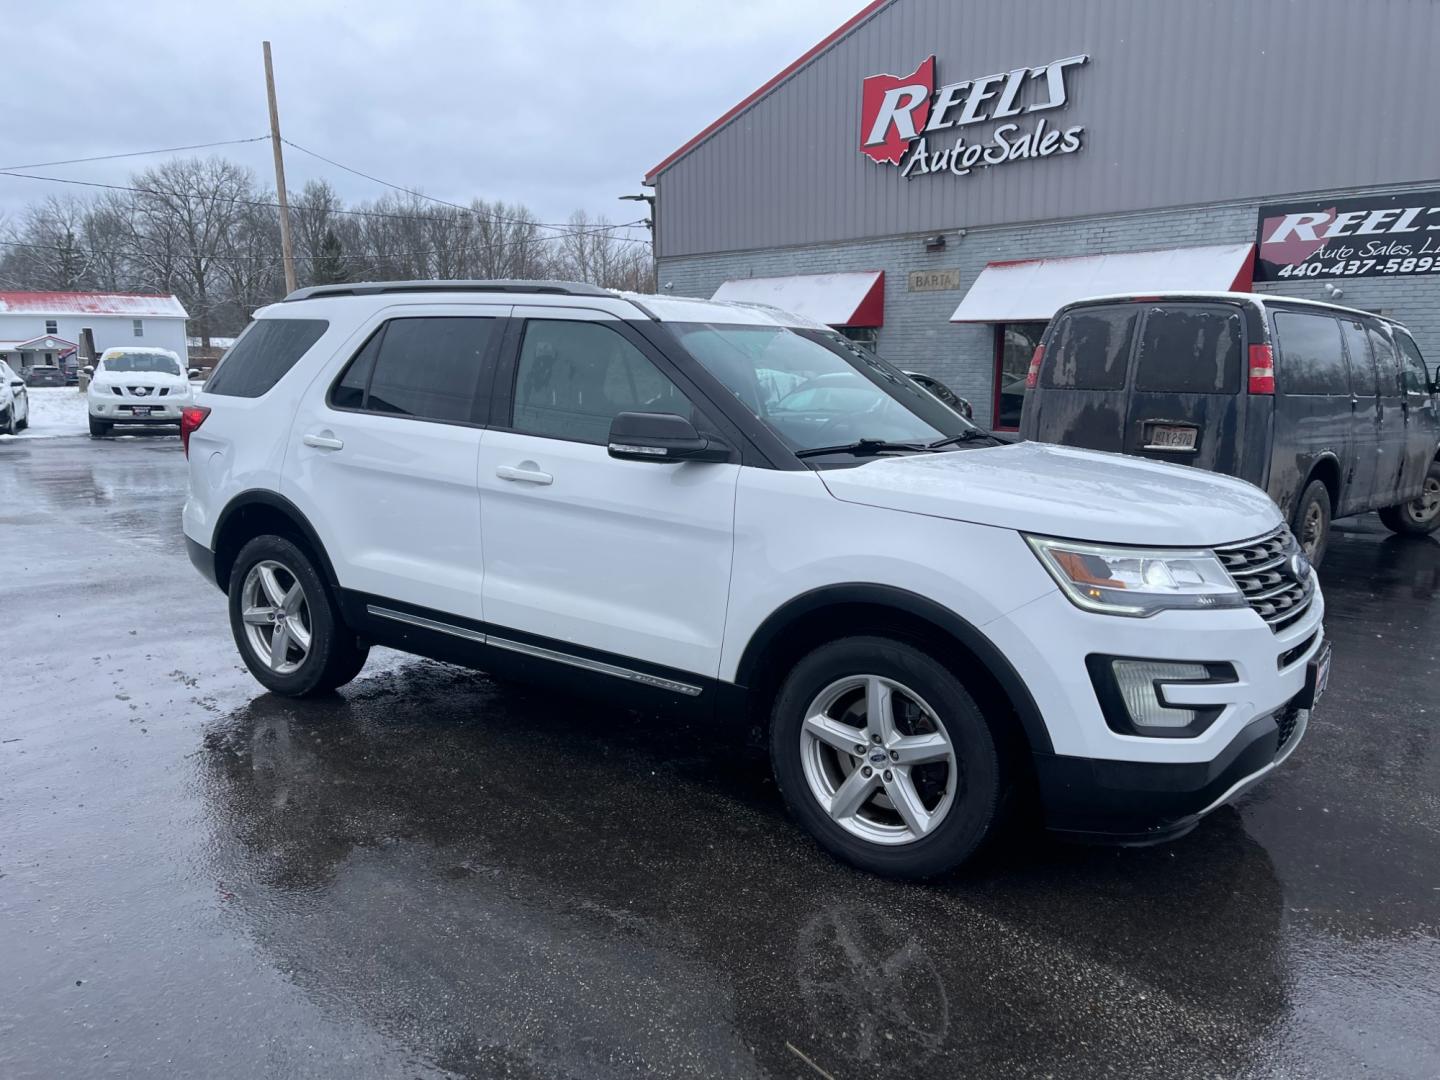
[1123,304,1247,478]
[1022,304,1139,451]
[286,305,508,621]
[1367,322,1410,506]
[1270,310,1356,513]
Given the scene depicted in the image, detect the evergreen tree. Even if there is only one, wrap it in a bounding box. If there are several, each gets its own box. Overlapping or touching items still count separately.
[313,228,349,284]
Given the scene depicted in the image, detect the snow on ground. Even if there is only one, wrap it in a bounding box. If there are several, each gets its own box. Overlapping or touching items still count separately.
[2,387,90,440]
[0,383,201,442]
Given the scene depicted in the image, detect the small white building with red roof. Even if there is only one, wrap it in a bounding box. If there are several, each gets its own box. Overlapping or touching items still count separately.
[0,291,188,376]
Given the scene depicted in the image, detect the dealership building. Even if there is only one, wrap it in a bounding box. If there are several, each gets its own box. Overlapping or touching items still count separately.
[645,0,1440,429]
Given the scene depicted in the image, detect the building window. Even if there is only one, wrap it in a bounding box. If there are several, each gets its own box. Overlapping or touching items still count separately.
[838,326,879,351]
[45,319,58,335]
[133,319,144,337]
[993,322,1047,430]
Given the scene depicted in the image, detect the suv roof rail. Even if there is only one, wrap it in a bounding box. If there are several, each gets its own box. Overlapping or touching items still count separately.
[281,279,614,302]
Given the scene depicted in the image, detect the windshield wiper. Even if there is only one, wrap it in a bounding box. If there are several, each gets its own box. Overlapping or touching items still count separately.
[926,429,1004,450]
[795,438,929,459]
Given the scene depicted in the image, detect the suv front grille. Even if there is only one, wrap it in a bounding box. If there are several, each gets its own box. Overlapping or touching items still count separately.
[1213,527,1315,633]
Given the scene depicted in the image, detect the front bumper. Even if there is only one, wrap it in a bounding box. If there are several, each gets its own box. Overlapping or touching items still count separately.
[89,400,187,423]
[1034,702,1309,842]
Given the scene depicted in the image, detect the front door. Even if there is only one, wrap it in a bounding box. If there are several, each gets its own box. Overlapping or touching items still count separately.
[1393,328,1438,501]
[476,309,739,678]
[285,306,508,621]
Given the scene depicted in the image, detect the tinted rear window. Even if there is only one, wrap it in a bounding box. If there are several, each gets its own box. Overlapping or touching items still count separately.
[1042,308,1138,390]
[330,316,500,424]
[1134,307,1243,393]
[206,318,328,398]
[1273,312,1348,395]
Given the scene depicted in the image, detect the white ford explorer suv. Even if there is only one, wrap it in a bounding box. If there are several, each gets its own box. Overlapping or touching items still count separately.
[181,280,1329,878]
[87,346,193,437]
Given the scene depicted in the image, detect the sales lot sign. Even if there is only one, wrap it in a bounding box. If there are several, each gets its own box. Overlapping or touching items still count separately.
[1255,191,1440,281]
[860,53,1088,180]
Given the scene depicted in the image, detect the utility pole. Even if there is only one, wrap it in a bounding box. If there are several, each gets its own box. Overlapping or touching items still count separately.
[263,41,298,294]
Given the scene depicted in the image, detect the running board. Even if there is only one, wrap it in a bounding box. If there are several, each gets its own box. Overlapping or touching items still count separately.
[365,604,703,697]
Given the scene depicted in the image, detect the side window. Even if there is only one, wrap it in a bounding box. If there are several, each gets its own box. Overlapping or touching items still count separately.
[510,320,693,444]
[1396,331,1430,397]
[208,319,329,398]
[1042,307,1138,390]
[1366,324,1402,396]
[1134,306,1243,393]
[329,317,498,423]
[1273,312,1349,396]
[1338,319,1375,397]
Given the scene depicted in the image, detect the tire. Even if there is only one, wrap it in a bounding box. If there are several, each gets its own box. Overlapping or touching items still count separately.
[227,535,370,697]
[769,635,1004,879]
[15,401,26,431]
[0,406,14,436]
[88,417,111,438]
[1378,460,1440,536]
[1291,479,1332,567]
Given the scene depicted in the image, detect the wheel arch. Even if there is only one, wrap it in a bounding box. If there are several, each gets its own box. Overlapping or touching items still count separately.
[211,490,340,595]
[734,584,1053,756]
[1302,454,1341,515]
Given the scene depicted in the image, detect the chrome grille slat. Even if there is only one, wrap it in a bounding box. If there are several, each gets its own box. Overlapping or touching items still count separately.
[1213,526,1315,633]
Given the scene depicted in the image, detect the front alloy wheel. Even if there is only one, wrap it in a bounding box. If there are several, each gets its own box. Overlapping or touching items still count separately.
[240,559,313,674]
[771,635,1004,878]
[800,675,957,845]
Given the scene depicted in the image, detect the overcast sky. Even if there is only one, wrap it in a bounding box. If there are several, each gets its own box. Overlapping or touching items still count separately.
[3,0,860,238]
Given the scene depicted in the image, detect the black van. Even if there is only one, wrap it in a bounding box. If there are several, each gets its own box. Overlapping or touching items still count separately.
[1018,293,1440,564]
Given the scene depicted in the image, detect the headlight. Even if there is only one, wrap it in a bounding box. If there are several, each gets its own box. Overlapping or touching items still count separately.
[1025,535,1245,617]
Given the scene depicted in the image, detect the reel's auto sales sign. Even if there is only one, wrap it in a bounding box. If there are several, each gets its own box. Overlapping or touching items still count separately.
[860,54,1088,180]
[1255,191,1440,281]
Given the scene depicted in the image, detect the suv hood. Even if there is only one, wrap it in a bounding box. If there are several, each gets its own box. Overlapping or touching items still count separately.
[819,441,1283,547]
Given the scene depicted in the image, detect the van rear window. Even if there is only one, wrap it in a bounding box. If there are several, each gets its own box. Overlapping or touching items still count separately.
[205,318,329,398]
[1134,307,1242,394]
[1042,308,1138,390]
[1273,312,1349,396]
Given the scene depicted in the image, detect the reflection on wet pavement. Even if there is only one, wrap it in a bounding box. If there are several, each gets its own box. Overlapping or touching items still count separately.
[2,439,1437,1079]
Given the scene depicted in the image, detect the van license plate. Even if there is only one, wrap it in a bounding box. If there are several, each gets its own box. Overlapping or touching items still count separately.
[1145,425,1197,451]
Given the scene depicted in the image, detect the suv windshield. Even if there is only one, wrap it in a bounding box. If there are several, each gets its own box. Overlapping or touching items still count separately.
[669,323,971,454]
[101,352,182,376]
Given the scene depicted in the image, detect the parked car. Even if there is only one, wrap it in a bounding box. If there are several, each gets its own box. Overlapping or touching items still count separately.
[182,280,1327,878]
[85,347,193,438]
[24,364,65,388]
[0,359,30,434]
[1019,292,1440,564]
[903,370,974,418]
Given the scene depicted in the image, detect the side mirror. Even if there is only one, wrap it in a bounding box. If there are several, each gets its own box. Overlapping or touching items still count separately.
[607,411,730,463]
[188,368,201,379]
[9,378,23,389]
[83,365,94,376]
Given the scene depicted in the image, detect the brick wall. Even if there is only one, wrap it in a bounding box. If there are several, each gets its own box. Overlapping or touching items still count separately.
[657,183,1440,428]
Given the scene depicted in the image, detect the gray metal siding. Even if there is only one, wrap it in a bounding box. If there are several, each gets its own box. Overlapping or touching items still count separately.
[654,0,1440,258]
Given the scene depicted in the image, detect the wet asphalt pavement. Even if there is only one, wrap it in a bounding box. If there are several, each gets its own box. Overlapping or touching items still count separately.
[1,436,1437,1080]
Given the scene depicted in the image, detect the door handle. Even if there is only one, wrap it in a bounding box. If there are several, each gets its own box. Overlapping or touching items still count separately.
[303,433,344,450]
[496,464,553,485]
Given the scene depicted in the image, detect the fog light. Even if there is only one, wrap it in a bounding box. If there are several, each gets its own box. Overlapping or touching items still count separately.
[1111,660,1209,729]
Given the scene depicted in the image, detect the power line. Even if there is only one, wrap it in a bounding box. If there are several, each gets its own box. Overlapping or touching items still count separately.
[0,137,271,174]
[0,167,653,244]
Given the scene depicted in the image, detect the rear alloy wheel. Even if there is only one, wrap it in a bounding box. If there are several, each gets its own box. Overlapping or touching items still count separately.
[771,636,1003,878]
[1379,461,1440,536]
[1292,479,1332,567]
[228,535,369,696]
